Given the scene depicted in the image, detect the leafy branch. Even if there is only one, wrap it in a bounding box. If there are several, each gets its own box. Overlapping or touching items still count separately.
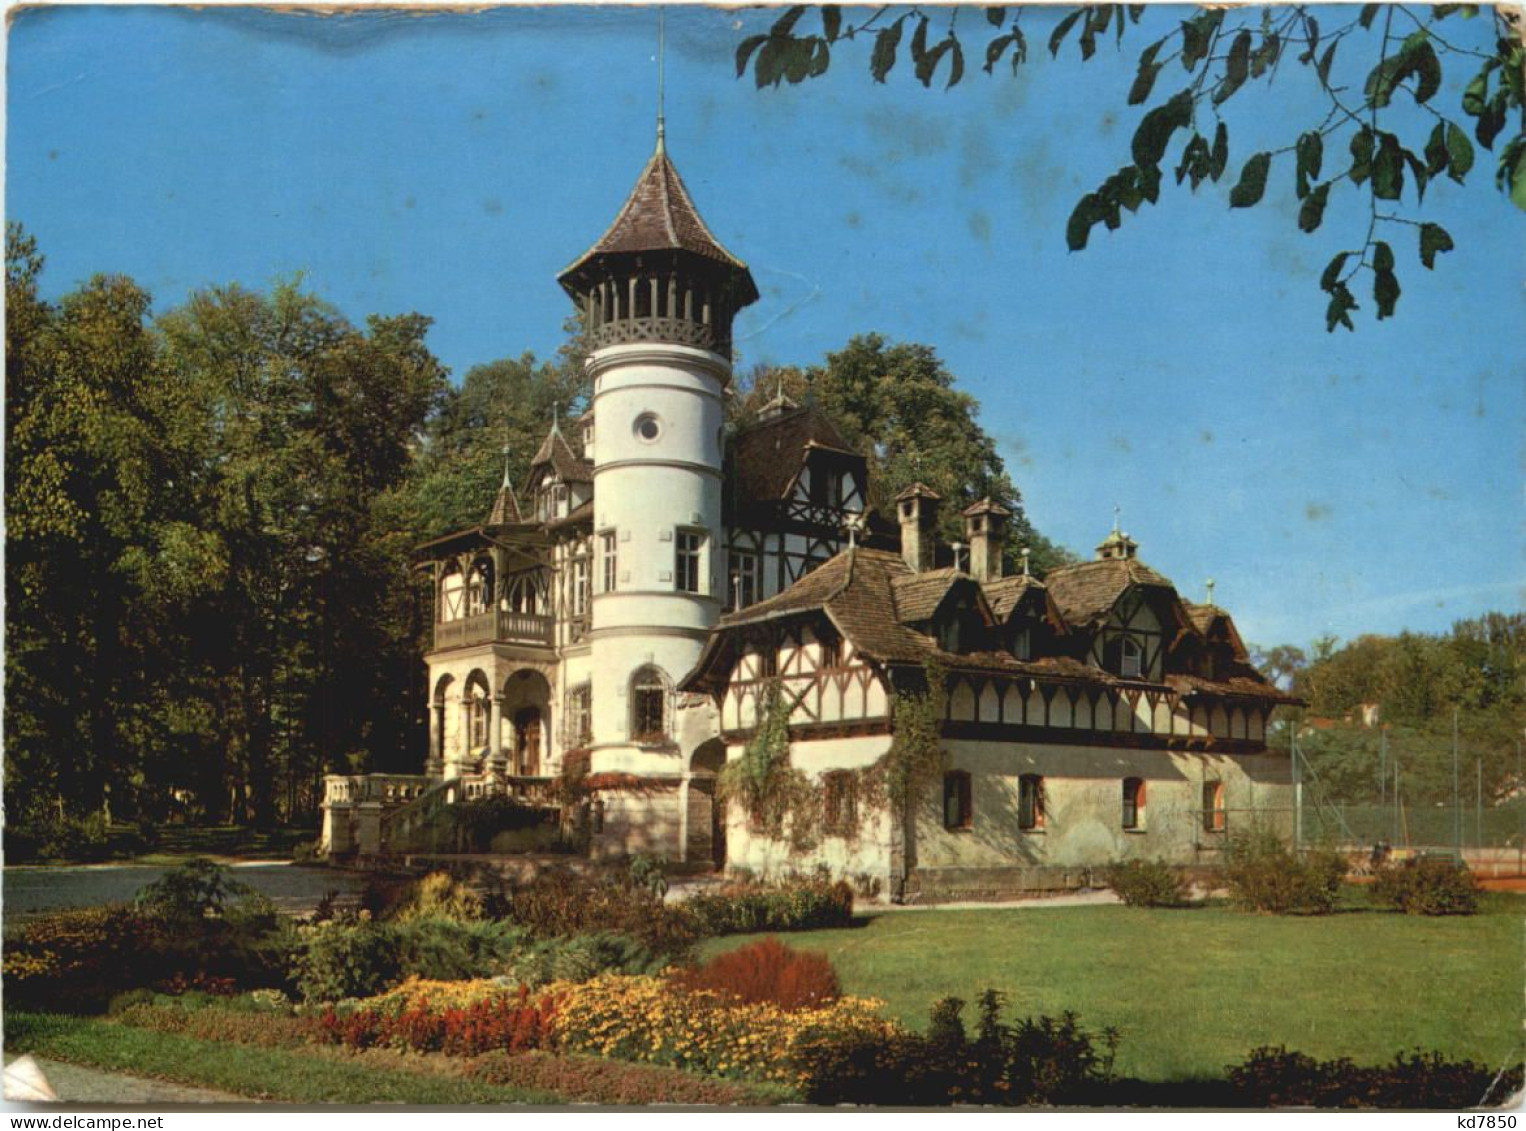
[734,4,1525,331]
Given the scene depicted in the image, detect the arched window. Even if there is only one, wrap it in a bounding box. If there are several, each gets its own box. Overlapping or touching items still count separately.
[629,666,670,744]
[822,771,858,837]
[1122,777,1146,830]
[467,684,491,750]
[1121,637,1144,679]
[439,565,465,623]
[1202,780,1227,833]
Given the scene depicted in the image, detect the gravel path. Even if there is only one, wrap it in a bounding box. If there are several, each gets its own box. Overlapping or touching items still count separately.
[3,862,372,922]
[5,1056,248,1105]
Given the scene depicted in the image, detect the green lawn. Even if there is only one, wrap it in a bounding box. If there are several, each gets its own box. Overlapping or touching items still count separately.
[5,1013,561,1104]
[699,895,1526,1082]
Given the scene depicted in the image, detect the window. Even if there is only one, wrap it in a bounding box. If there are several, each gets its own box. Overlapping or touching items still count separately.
[440,566,465,622]
[1018,774,1046,831]
[630,666,669,743]
[600,531,618,593]
[1122,777,1146,830]
[818,631,842,670]
[1121,637,1144,679]
[634,412,662,442]
[676,530,705,594]
[1012,627,1031,661]
[1203,780,1226,833]
[943,771,972,830]
[822,771,858,836]
[571,557,589,616]
[566,684,592,748]
[729,549,759,609]
[468,691,490,749]
[810,466,843,508]
[466,558,493,616]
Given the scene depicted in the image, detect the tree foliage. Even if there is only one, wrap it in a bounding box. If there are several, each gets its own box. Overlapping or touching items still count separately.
[733,4,1525,330]
[734,333,1075,574]
[5,226,447,828]
[1256,612,1525,806]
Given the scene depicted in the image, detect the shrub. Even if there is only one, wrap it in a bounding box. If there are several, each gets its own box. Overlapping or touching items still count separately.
[4,905,168,1011]
[670,937,840,1011]
[679,876,854,936]
[1103,858,1192,908]
[504,873,697,958]
[1370,856,1479,916]
[793,990,1119,1106]
[1228,1045,1523,1109]
[391,872,485,924]
[466,1050,794,1105]
[1222,828,1346,915]
[507,931,667,987]
[290,916,526,1002]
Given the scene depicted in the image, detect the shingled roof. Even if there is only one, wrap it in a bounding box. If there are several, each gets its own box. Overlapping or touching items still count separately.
[486,482,523,527]
[558,140,759,306]
[1044,557,1176,626]
[892,568,964,623]
[729,404,862,505]
[527,425,592,486]
[981,575,1047,622]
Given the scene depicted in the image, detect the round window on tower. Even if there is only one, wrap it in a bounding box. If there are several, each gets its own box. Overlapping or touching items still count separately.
[634,413,662,443]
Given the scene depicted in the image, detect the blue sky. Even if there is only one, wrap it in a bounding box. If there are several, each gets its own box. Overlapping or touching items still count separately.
[7,4,1520,651]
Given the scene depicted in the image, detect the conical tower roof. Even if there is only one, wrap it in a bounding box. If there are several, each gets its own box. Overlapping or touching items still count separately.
[558,138,759,307]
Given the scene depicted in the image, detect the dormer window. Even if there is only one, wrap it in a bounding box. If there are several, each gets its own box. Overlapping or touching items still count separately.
[1012,627,1031,661]
[1121,637,1143,679]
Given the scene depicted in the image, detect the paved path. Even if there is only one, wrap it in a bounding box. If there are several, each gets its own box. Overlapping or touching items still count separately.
[3,862,372,922]
[4,1056,247,1105]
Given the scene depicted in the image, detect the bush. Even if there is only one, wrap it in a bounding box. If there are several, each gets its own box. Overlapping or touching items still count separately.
[4,905,168,1011]
[507,931,667,987]
[504,873,697,958]
[1370,856,1479,916]
[466,1050,794,1105]
[1222,828,1346,915]
[1103,859,1192,908]
[671,937,839,1011]
[794,990,1119,1106]
[290,916,526,1003]
[1229,1045,1523,1109]
[680,876,854,936]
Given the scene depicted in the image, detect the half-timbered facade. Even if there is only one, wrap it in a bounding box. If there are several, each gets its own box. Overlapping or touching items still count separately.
[322,123,1297,896]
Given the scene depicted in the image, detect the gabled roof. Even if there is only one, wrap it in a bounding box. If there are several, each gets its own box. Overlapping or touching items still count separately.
[1043,556,1176,626]
[527,425,592,487]
[892,567,962,622]
[982,575,1051,623]
[730,404,862,505]
[558,140,759,306]
[1182,601,1252,663]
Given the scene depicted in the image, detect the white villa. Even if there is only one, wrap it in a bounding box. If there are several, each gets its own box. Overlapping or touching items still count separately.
[322,126,1298,900]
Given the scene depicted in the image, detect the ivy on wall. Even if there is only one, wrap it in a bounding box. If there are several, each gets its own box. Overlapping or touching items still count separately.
[717,679,820,853]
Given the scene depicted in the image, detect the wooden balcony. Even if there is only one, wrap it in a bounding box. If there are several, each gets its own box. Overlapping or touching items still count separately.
[433,609,554,652]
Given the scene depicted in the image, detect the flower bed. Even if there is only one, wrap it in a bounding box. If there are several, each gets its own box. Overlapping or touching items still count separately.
[465,1050,794,1105]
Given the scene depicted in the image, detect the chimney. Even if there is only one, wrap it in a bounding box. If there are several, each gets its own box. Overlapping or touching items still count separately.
[962,497,1011,581]
[895,483,941,573]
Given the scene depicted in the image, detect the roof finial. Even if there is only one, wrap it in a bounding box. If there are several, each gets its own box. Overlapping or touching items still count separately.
[1205,578,1217,606]
[1112,502,1122,535]
[1021,546,1031,579]
[501,442,513,489]
[550,401,560,433]
[656,8,666,152]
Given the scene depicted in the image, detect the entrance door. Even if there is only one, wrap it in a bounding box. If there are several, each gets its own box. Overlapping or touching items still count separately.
[514,708,542,776]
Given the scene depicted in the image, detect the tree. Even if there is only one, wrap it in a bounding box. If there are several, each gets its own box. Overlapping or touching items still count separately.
[735,333,1075,574]
[732,4,1524,330]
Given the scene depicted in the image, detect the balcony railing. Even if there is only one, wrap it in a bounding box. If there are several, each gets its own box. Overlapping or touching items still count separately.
[433,609,554,651]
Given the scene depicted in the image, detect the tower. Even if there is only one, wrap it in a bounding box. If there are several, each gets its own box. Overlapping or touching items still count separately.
[557,130,758,778]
